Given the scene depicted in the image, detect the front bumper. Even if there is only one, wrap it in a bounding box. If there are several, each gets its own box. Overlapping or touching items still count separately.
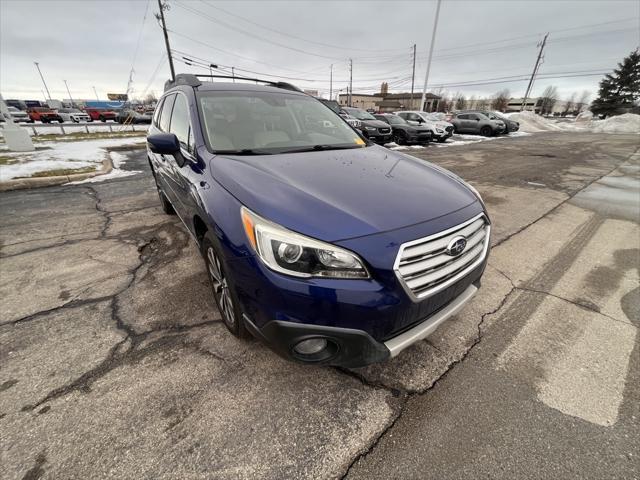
[244,282,480,368]
[366,132,392,144]
[407,132,432,144]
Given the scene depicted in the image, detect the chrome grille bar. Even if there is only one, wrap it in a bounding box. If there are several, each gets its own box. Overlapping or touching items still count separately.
[393,213,490,301]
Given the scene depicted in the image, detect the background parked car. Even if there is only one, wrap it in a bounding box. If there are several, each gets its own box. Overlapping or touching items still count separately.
[27,107,62,123]
[450,112,505,136]
[394,111,454,143]
[342,107,392,144]
[373,114,432,145]
[117,109,152,124]
[84,108,117,122]
[487,111,519,133]
[7,106,32,123]
[57,108,91,123]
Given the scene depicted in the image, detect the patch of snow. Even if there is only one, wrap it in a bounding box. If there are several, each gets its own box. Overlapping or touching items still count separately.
[68,151,141,184]
[0,137,144,181]
[575,111,593,122]
[508,111,639,134]
[0,160,95,181]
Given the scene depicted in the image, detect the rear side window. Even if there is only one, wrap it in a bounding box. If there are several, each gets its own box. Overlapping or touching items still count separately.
[153,97,164,127]
[159,94,176,132]
[169,94,191,149]
[458,114,469,120]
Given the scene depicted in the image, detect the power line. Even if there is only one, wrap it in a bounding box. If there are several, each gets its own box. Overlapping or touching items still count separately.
[173,0,345,60]
[197,0,410,54]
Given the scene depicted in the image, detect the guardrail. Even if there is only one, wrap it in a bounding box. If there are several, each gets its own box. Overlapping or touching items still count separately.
[1,122,149,137]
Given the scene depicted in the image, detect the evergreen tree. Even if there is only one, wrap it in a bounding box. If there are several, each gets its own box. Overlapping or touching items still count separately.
[591,49,640,117]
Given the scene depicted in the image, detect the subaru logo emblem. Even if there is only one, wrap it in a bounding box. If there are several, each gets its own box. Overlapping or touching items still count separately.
[446,236,467,256]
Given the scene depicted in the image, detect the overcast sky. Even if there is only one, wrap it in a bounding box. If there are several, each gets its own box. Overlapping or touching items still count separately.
[1,0,638,103]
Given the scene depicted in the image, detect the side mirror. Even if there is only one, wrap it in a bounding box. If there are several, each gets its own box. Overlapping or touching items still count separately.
[147,133,180,155]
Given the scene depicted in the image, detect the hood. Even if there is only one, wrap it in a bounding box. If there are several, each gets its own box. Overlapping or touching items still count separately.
[435,121,453,129]
[361,119,391,129]
[210,146,478,242]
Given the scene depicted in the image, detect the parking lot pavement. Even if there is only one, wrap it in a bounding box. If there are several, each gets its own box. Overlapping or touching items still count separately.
[1,132,638,479]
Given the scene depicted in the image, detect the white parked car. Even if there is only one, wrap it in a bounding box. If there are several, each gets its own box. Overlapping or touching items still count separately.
[394,111,454,143]
[57,108,91,123]
[7,106,32,123]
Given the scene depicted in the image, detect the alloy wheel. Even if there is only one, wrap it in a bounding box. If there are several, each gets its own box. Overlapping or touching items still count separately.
[207,247,236,328]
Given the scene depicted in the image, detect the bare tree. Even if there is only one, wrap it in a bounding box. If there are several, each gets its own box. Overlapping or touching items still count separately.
[467,95,477,110]
[475,97,490,110]
[144,92,158,105]
[539,85,559,115]
[455,94,467,110]
[575,90,590,113]
[490,89,510,111]
[563,92,577,116]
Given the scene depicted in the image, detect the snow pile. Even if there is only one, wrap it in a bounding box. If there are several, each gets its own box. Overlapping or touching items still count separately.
[0,137,144,181]
[590,113,640,134]
[575,111,594,122]
[507,111,565,132]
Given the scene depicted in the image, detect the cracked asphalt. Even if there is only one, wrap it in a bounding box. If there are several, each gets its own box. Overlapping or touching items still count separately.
[1,132,639,479]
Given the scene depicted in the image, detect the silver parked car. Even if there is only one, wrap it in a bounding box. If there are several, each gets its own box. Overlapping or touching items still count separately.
[57,108,91,123]
[450,112,505,136]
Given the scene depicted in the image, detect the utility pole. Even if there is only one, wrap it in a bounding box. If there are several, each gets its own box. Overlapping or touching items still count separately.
[93,86,99,101]
[348,59,353,107]
[157,0,175,82]
[420,0,442,112]
[521,33,549,111]
[329,64,333,100]
[410,44,416,107]
[63,80,75,107]
[231,66,235,82]
[34,62,52,100]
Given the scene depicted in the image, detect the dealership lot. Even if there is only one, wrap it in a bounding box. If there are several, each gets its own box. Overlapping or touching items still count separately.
[1,132,638,479]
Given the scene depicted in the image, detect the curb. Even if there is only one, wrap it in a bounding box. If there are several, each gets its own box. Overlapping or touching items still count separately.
[0,144,146,192]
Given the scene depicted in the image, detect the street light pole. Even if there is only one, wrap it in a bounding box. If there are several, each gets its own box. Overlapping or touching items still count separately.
[63,80,75,107]
[93,86,99,101]
[34,62,52,100]
[348,59,353,107]
[420,0,442,112]
[330,64,333,100]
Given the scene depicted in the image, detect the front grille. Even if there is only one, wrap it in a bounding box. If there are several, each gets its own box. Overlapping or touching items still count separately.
[379,127,391,134]
[394,214,490,301]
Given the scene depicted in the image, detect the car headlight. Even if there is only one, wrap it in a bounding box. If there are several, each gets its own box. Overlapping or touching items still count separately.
[241,207,369,279]
[435,128,444,133]
[364,126,376,131]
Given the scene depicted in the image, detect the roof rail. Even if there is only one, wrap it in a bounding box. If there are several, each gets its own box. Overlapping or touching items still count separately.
[164,73,302,93]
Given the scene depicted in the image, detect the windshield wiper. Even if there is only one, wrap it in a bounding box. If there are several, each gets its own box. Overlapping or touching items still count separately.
[279,144,366,154]
[213,149,274,155]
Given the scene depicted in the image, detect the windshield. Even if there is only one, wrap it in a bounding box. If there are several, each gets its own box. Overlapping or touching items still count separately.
[343,108,377,121]
[423,113,442,122]
[386,115,406,125]
[198,91,367,153]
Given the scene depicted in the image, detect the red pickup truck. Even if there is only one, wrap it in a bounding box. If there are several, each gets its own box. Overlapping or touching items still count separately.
[27,107,63,123]
[84,108,117,122]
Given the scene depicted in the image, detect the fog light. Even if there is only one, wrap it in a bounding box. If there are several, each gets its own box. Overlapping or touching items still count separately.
[294,338,328,355]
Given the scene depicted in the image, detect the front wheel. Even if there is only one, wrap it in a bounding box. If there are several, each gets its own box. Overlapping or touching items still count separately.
[201,233,248,338]
[436,136,447,143]
[393,132,407,145]
[480,126,493,137]
[100,116,106,122]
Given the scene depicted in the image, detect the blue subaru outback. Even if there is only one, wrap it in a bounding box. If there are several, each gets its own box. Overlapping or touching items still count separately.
[147,74,491,368]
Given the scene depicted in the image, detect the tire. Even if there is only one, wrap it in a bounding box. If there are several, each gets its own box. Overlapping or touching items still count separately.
[100,116,106,122]
[480,125,493,137]
[393,131,407,145]
[201,232,248,338]
[436,136,447,143]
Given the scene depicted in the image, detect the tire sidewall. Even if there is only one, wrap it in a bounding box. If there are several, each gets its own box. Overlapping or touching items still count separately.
[201,232,246,337]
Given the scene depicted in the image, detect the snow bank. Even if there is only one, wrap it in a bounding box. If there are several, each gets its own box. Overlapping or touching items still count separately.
[508,110,639,134]
[508,111,565,132]
[575,111,593,122]
[590,113,640,134]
